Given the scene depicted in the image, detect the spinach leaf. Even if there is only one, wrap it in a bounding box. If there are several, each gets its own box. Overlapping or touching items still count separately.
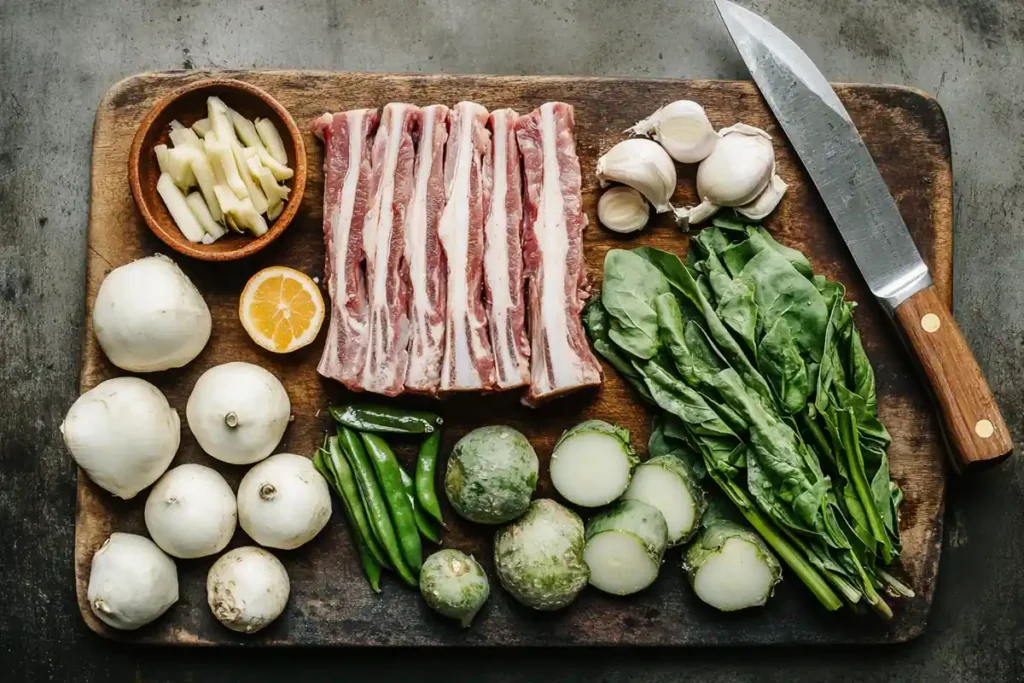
[736,233,829,360]
[693,238,760,356]
[648,416,674,458]
[711,368,829,535]
[582,297,654,403]
[716,278,759,357]
[753,226,813,279]
[640,360,747,478]
[635,247,774,405]
[758,318,812,414]
[601,249,670,360]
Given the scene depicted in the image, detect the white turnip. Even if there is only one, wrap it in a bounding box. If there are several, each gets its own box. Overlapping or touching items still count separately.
[207,546,289,633]
[92,254,211,372]
[186,361,290,465]
[87,533,178,630]
[145,464,237,559]
[61,377,179,499]
[237,453,331,550]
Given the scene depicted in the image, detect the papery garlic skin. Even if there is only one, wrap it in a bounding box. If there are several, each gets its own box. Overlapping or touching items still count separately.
[737,174,788,220]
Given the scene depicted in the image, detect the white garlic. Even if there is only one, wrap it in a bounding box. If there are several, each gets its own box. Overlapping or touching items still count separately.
[696,124,775,207]
[736,174,788,220]
[674,200,722,230]
[598,186,650,233]
[596,138,677,214]
[628,100,718,164]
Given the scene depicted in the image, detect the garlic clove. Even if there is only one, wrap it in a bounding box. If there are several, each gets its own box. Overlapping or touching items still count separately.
[598,186,650,234]
[696,124,774,207]
[628,100,718,164]
[736,174,788,220]
[596,138,677,213]
[674,200,721,231]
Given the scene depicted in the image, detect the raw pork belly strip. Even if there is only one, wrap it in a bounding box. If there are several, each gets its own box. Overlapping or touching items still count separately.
[313,109,378,391]
[483,108,530,390]
[404,104,450,393]
[438,102,496,392]
[360,103,421,396]
[516,102,602,404]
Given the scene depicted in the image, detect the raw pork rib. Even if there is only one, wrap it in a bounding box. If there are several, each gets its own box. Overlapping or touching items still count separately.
[404,104,449,393]
[438,102,496,392]
[516,102,602,404]
[360,103,421,396]
[313,109,378,390]
[483,108,530,389]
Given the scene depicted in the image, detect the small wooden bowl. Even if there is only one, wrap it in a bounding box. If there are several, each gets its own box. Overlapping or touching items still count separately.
[128,78,307,261]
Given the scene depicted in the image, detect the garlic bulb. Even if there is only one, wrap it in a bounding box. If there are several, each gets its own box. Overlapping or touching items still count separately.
[598,186,649,234]
[61,377,180,499]
[596,139,677,214]
[737,174,788,220]
[186,362,291,465]
[628,101,717,163]
[696,124,775,207]
[92,254,212,373]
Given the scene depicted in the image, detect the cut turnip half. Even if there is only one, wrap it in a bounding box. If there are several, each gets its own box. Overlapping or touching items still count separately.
[550,420,638,508]
[621,455,705,546]
[584,499,667,595]
[685,520,782,612]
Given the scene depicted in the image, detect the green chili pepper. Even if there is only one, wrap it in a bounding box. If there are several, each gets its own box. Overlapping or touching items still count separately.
[330,403,443,435]
[414,431,445,526]
[399,465,442,544]
[325,437,389,568]
[359,432,423,573]
[338,427,418,587]
[314,449,383,592]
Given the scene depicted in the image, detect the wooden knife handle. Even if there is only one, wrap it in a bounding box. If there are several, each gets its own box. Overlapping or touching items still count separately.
[893,285,1013,473]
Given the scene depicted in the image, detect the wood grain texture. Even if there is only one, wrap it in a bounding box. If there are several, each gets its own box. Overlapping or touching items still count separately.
[894,285,1013,472]
[77,71,953,647]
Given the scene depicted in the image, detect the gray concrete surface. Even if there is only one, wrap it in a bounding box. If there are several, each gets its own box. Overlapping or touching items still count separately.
[2,0,1023,680]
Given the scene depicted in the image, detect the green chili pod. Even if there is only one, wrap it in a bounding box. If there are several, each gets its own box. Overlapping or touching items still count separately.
[400,465,442,544]
[313,449,384,592]
[360,432,423,574]
[415,431,445,526]
[330,403,442,434]
[338,427,418,587]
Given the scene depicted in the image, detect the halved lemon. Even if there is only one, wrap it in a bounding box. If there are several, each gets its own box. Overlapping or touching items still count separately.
[239,266,325,353]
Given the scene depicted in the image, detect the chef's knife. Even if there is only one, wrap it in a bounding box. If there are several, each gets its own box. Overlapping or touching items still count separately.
[714,0,1012,473]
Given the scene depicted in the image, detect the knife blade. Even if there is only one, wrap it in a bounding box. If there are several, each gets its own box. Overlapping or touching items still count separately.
[714,0,1012,472]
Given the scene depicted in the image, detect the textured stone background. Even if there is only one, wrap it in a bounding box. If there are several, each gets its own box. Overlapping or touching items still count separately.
[1,0,1022,680]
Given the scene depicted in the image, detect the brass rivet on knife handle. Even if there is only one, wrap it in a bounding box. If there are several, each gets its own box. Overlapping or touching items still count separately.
[894,285,1013,472]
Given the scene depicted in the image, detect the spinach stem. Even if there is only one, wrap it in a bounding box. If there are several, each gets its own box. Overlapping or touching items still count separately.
[838,410,890,562]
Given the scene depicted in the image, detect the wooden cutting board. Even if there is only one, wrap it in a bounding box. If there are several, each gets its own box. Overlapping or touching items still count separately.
[77,71,951,646]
